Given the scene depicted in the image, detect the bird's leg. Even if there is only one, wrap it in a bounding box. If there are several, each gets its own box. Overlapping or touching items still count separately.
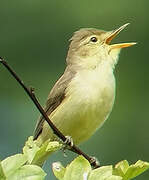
[60,136,74,157]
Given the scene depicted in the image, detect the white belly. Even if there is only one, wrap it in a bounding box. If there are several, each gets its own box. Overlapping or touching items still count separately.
[46,65,116,144]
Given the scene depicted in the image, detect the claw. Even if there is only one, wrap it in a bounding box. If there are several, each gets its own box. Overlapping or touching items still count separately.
[60,136,74,157]
[64,136,74,147]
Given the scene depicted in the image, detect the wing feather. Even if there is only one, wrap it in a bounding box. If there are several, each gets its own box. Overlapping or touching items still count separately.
[33,66,76,140]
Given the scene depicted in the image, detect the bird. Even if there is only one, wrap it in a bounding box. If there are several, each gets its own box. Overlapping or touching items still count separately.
[33,23,136,147]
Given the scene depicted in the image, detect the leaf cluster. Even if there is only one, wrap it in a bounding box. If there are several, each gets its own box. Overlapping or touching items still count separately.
[0,136,149,180]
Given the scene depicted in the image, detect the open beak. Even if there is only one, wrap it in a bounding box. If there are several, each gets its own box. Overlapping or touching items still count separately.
[106,23,136,49]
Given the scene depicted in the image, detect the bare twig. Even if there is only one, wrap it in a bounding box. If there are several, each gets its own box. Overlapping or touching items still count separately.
[0,57,100,168]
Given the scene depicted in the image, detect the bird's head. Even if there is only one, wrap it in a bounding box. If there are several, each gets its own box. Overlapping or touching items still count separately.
[67,23,136,69]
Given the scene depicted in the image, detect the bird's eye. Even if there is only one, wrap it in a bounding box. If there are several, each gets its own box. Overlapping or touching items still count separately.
[90,37,98,42]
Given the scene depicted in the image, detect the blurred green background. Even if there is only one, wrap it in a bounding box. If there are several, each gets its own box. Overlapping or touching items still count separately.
[0,0,148,179]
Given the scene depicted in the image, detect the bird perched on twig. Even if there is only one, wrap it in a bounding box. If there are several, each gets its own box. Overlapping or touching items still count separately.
[33,23,136,147]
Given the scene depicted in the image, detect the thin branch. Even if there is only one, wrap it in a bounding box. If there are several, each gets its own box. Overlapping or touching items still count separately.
[0,57,100,168]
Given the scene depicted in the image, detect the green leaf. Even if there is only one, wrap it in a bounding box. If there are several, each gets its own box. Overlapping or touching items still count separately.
[52,162,66,180]
[23,136,40,164]
[52,156,149,180]
[1,154,27,177]
[88,166,122,180]
[113,160,149,180]
[63,155,91,180]
[113,160,129,177]
[105,176,122,180]
[6,165,46,180]
[31,140,62,166]
[23,136,62,166]
[0,161,6,180]
[123,160,149,180]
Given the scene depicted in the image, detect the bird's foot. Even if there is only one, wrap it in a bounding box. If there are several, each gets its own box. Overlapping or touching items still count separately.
[61,136,74,156]
[64,135,74,147]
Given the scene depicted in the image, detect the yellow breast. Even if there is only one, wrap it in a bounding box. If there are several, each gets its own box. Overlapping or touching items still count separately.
[50,63,115,144]
[42,62,116,145]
